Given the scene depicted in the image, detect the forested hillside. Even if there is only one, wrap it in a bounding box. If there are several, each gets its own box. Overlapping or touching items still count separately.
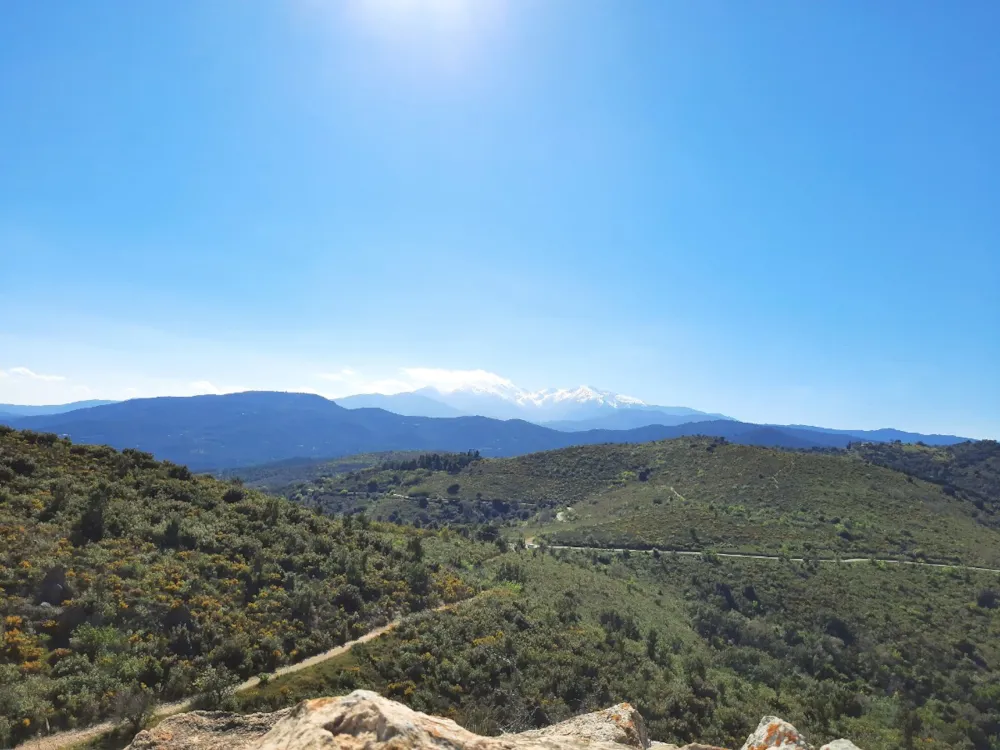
[851,440,1000,517]
[0,428,489,747]
[286,439,1000,566]
[239,548,1000,750]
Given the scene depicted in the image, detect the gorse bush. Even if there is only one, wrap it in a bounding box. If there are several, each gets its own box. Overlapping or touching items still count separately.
[0,430,488,746]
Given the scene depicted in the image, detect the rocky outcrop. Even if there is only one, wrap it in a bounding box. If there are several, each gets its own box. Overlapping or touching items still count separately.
[126,691,862,750]
[738,716,810,749]
[515,703,649,748]
[127,709,292,750]
[737,716,863,750]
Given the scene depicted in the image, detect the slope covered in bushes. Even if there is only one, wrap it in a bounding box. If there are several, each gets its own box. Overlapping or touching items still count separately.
[239,547,1000,750]
[0,428,488,746]
[289,439,1000,565]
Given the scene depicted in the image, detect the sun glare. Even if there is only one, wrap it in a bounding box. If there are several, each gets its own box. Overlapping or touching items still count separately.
[346,0,500,42]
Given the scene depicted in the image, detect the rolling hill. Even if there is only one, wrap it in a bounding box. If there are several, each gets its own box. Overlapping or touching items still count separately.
[299,437,1000,567]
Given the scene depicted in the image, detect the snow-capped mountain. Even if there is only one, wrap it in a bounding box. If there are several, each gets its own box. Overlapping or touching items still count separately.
[410,383,649,421]
[337,380,730,426]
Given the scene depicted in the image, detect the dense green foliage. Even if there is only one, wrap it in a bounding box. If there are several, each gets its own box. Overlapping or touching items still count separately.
[220,452,426,492]
[0,428,488,747]
[239,548,1000,749]
[851,440,1000,522]
[289,438,1000,566]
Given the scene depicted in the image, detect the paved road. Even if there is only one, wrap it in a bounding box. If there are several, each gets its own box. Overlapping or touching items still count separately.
[531,543,1000,574]
[15,602,463,750]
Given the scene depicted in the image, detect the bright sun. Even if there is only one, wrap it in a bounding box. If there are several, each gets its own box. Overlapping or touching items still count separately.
[348,0,500,39]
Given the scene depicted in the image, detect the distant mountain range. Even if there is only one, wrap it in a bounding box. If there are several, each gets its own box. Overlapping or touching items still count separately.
[0,400,117,417]
[0,391,972,471]
[336,383,731,427]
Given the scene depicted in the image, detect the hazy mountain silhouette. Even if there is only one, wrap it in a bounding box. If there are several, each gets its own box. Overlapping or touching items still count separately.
[0,391,970,471]
[0,400,117,416]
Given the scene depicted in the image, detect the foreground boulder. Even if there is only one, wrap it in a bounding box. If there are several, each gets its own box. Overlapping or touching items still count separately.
[738,716,810,749]
[737,716,863,750]
[126,691,862,750]
[127,709,292,750]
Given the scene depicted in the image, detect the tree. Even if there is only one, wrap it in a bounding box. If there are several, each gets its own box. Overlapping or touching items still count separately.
[193,665,238,710]
[408,535,424,562]
[74,483,110,544]
[646,628,659,661]
[115,685,155,734]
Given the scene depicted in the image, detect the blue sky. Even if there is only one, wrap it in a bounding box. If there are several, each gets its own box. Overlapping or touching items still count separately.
[1,1,997,437]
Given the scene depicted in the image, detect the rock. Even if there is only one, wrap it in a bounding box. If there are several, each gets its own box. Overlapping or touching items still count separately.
[127,709,291,750]
[254,690,647,749]
[515,702,649,748]
[739,716,810,750]
[127,693,862,750]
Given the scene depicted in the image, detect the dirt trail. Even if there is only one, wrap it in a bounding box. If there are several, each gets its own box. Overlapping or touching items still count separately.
[534,543,1000,574]
[15,602,464,750]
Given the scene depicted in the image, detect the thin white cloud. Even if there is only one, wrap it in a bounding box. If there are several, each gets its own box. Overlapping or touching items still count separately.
[189,380,222,394]
[402,367,513,393]
[3,366,67,382]
[317,368,358,383]
[186,381,247,396]
[310,367,514,398]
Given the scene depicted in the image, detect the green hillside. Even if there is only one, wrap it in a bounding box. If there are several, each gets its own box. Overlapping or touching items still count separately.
[238,547,1000,750]
[220,451,427,492]
[851,440,1000,519]
[0,428,490,746]
[295,439,1000,566]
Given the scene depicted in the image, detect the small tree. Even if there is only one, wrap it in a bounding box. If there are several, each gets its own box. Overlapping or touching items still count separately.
[193,665,239,709]
[646,628,659,661]
[115,685,155,735]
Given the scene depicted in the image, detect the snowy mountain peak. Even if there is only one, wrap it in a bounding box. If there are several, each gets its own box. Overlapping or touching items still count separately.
[422,382,646,410]
[339,372,724,425]
[527,386,646,409]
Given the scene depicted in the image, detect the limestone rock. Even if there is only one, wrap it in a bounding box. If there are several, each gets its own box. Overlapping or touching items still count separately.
[515,702,648,748]
[127,709,291,750]
[739,716,811,750]
[171,690,655,750]
[126,693,863,750]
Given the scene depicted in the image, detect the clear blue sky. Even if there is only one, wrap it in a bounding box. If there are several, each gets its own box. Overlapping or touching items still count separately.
[1,1,997,437]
